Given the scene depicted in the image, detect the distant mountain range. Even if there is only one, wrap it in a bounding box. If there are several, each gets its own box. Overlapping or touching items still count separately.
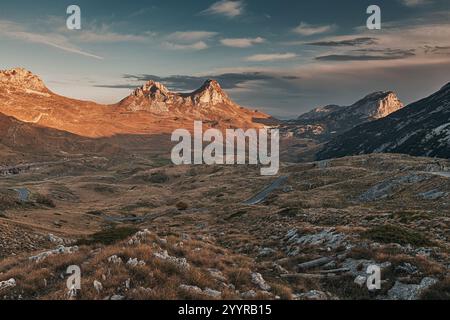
[0,68,449,163]
[317,83,450,160]
[281,91,404,141]
[0,68,270,139]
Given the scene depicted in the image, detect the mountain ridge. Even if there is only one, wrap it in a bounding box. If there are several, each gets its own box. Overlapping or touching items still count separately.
[281,90,404,142]
[317,82,450,160]
[0,68,271,138]
[118,79,235,113]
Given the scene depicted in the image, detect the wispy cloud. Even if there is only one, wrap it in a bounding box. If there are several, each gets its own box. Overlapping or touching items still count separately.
[220,37,265,48]
[162,41,209,51]
[398,0,433,7]
[316,49,416,61]
[245,53,298,62]
[200,0,245,18]
[101,72,277,91]
[306,37,379,47]
[167,31,218,42]
[293,22,337,36]
[74,24,154,43]
[0,20,103,59]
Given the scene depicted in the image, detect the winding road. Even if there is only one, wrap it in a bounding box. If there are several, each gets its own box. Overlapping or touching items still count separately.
[243,176,288,205]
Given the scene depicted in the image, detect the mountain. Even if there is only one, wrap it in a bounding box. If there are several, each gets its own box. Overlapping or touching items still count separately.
[0,111,120,165]
[119,79,233,113]
[0,68,49,93]
[317,83,450,160]
[0,68,270,138]
[281,91,404,141]
[297,104,342,121]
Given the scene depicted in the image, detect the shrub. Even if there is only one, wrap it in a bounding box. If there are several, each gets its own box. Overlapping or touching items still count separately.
[176,202,188,211]
[77,227,139,246]
[361,225,431,247]
[148,172,169,184]
[420,278,450,300]
[35,194,56,208]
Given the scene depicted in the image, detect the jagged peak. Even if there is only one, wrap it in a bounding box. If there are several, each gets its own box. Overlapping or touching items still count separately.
[191,79,231,105]
[350,90,403,119]
[142,80,170,93]
[359,91,397,101]
[0,67,47,92]
[198,79,222,91]
[125,78,233,108]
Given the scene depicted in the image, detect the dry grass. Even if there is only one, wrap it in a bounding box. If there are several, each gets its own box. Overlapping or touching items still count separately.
[0,229,275,300]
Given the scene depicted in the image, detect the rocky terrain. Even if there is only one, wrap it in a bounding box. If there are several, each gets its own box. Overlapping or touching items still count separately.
[0,153,448,300]
[0,68,448,300]
[318,83,450,160]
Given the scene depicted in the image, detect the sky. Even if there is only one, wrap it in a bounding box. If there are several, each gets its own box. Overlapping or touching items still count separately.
[0,0,449,118]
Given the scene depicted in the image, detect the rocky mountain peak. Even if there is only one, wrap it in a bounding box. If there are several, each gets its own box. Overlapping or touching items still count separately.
[120,78,235,113]
[132,80,170,99]
[0,68,47,92]
[191,79,232,106]
[350,91,403,119]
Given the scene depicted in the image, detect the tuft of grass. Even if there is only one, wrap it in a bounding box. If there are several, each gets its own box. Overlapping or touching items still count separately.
[151,157,172,168]
[147,172,169,184]
[86,210,103,216]
[420,278,450,300]
[76,227,139,246]
[35,194,56,208]
[176,202,188,211]
[361,225,431,247]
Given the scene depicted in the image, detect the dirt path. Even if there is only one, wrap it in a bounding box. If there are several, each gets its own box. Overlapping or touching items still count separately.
[243,176,288,205]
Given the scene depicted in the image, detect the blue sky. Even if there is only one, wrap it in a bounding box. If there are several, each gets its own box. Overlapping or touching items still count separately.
[1,0,449,118]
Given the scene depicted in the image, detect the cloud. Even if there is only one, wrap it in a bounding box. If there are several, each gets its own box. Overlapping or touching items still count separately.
[117,72,276,91]
[399,0,433,7]
[162,41,209,51]
[201,0,244,18]
[167,31,218,42]
[293,22,337,36]
[245,53,298,62]
[220,37,265,48]
[75,31,151,43]
[0,20,103,59]
[316,48,416,61]
[163,31,217,50]
[423,45,450,55]
[306,37,378,47]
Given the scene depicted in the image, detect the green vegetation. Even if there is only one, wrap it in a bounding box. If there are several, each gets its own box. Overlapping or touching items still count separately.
[35,194,56,208]
[420,278,450,300]
[176,202,188,211]
[151,157,172,168]
[147,172,169,184]
[361,225,431,246]
[77,227,139,246]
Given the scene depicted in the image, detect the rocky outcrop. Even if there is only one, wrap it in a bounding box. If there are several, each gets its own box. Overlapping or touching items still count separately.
[119,79,234,113]
[0,279,16,292]
[387,277,438,300]
[0,68,48,92]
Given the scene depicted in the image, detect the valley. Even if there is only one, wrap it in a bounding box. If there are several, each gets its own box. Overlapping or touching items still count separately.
[0,68,448,300]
